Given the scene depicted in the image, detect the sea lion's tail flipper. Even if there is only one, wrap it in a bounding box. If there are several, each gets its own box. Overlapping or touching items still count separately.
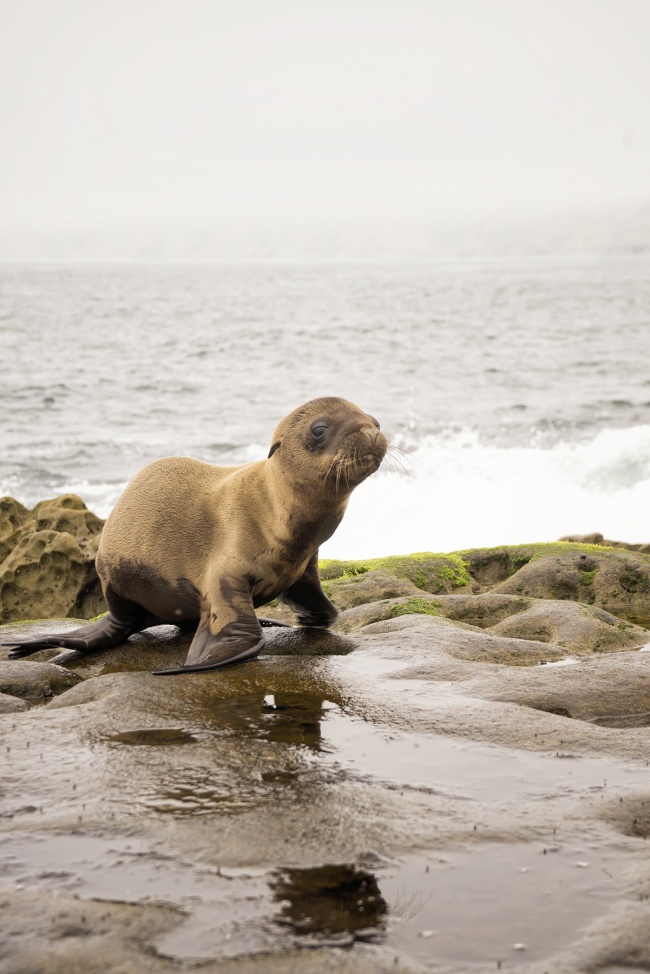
[3,612,139,659]
[154,616,265,675]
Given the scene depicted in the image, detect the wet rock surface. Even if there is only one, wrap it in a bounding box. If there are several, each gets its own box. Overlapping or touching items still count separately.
[1,542,650,973]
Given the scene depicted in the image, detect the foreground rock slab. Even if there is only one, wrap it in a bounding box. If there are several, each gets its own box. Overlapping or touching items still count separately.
[1,542,650,973]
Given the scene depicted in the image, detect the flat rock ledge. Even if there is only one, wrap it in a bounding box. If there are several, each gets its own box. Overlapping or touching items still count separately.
[1,540,650,973]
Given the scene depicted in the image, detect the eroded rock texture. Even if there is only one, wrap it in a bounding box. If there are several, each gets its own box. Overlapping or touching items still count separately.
[0,494,106,623]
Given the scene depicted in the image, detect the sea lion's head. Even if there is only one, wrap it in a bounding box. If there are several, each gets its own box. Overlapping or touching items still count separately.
[268,397,387,494]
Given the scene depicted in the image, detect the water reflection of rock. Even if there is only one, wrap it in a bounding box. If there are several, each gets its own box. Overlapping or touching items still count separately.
[259,692,334,751]
[270,864,387,944]
[177,690,334,751]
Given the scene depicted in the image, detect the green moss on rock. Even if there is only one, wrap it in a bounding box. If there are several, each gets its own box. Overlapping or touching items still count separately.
[386,598,441,619]
[319,552,471,595]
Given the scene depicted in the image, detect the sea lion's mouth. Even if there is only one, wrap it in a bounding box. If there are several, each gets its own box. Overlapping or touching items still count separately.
[329,450,385,488]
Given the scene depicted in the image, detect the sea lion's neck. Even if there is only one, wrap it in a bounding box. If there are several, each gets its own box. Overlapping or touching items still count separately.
[264,462,349,547]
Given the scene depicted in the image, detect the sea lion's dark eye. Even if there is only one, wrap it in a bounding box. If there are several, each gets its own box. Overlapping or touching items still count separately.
[370,415,380,430]
[312,424,328,438]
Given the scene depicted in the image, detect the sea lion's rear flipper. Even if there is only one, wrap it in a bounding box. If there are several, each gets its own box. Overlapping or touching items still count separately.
[153,612,265,676]
[4,612,139,658]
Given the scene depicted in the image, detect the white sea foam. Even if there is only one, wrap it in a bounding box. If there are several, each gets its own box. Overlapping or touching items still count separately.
[319,424,650,559]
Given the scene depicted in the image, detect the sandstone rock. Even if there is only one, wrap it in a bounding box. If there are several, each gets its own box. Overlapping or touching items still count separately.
[0,495,30,562]
[0,494,105,623]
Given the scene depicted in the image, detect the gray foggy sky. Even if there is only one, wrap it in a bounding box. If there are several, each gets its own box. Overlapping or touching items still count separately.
[1,0,649,238]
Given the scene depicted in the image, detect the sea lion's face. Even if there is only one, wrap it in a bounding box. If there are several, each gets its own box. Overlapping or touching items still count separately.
[269,397,388,493]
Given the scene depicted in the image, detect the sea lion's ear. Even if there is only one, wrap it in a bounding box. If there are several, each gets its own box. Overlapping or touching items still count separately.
[268,441,281,458]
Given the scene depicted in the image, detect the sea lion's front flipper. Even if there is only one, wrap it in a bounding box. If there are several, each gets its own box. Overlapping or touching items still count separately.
[4,612,139,658]
[279,551,338,628]
[153,599,265,676]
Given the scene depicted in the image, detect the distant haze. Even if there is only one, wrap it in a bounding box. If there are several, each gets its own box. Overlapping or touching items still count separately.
[2,0,649,259]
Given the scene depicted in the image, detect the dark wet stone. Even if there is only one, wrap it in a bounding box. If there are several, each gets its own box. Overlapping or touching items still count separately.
[0,659,82,699]
[263,626,357,657]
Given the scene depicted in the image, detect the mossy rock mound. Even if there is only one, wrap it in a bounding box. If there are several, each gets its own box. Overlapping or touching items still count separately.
[338,595,444,632]
[320,545,650,635]
[488,600,649,654]
[319,552,471,596]
[322,570,423,612]
[474,544,650,626]
[0,494,106,624]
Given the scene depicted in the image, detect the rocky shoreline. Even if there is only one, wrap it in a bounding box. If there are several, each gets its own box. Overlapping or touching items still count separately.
[2,495,650,973]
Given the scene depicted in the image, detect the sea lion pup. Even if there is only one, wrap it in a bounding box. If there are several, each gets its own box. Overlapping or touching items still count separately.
[6,397,387,675]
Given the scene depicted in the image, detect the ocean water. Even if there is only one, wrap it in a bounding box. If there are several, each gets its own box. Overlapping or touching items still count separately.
[1,257,649,557]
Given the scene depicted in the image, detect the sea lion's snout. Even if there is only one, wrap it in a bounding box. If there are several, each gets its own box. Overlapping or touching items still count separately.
[332,418,388,486]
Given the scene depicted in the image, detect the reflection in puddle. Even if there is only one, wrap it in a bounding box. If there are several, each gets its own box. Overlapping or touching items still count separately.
[187,691,337,752]
[106,728,198,746]
[259,693,338,751]
[270,864,387,943]
[1,831,630,968]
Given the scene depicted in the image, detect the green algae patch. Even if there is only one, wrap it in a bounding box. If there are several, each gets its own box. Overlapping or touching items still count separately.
[579,569,599,587]
[319,552,471,594]
[386,598,442,619]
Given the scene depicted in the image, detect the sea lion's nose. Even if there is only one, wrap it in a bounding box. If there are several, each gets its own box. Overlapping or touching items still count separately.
[362,426,384,448]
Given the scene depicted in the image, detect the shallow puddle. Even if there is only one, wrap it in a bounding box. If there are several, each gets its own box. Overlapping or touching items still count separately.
[320,703,650,802]
[379,840,629,967]
[0,829,633,968]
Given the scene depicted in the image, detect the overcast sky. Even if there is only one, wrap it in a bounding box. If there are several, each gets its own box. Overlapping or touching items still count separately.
[1,0,649,238]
